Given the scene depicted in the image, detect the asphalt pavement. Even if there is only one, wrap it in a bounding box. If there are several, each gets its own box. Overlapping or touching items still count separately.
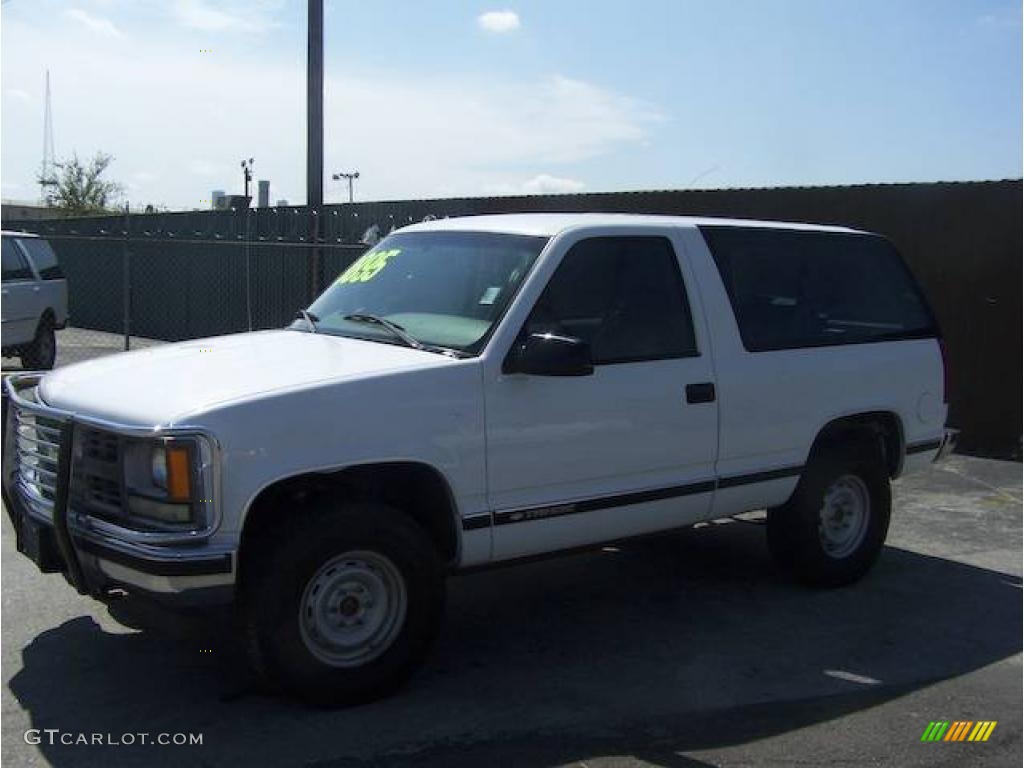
[1,327,162,372]
[2,454,1020,767]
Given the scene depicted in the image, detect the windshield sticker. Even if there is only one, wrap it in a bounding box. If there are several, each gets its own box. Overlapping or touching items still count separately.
[479,286,502,305]
[336,248,401,284]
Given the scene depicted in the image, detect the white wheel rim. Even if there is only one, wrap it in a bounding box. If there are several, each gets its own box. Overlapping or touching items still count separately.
[298,550,407,668]
[818,474,870,559]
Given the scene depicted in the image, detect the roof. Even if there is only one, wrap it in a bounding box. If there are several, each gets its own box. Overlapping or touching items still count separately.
[399,213,864,238]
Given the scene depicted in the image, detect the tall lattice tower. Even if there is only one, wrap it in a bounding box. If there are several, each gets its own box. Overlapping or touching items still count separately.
[40,70,56,204]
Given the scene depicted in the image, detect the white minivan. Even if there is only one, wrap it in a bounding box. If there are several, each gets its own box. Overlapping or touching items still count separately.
[1,230,68,369]
[2,214,955,706]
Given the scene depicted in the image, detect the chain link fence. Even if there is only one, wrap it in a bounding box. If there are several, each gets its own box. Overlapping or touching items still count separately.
[2,208,370,369]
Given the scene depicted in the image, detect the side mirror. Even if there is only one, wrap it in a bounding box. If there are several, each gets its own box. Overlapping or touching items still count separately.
[504,333,594,377]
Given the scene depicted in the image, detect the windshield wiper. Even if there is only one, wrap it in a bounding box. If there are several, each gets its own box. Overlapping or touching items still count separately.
[342,313,469,357]
[343,313,427,351]
[295,309,319,333]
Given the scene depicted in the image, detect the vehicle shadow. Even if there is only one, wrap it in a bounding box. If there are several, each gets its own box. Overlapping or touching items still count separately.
[8,520,1022,767]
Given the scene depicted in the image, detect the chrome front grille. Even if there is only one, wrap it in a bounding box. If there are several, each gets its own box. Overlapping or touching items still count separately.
[72,427,125,521]
[13,406,67,521]
[12,405,126,523]
[81,428,119,464]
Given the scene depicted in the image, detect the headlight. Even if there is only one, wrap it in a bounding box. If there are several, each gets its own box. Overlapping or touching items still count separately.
[146,443,192,501]
[151,445,167,489]
[122,437,211,530]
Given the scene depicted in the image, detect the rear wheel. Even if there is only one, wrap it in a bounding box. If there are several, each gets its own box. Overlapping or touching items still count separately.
[767,444,891,587]
[243,502,445,707]
[21,316,56,370]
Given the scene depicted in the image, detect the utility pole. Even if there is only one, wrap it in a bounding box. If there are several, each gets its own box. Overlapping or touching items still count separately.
[332,171,360,203]
[307,0,324,300]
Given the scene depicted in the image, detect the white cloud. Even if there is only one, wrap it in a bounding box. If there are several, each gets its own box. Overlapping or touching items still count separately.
[477,10,521,33]
[171,0,271,33]
[65,9,122,38]
[0,19,661,208]
[485,174,587,196]
[325,73,660,200]
[522,174,586,194]
[129,170,160,185]
[977,8,1021,29]
[187,160,222,178]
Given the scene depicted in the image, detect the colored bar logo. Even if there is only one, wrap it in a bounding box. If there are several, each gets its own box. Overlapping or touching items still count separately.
[921,721,997,742]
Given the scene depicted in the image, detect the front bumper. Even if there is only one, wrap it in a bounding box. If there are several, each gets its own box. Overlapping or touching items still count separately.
[2,374,235,608]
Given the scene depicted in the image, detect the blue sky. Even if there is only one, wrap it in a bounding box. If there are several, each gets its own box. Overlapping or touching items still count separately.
[2,1,1021,208]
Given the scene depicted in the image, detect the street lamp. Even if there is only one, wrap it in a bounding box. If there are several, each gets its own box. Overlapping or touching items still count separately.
[241,158,255,199]
[332,171,360,203]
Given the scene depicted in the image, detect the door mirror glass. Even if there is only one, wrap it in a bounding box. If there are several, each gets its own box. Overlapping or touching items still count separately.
[505,332,594,377]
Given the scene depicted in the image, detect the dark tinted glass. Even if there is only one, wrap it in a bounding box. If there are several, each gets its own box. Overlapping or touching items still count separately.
[526,236,698,364]
[18,238,63,280]
[701,227,937,352]
[1,237,33,282]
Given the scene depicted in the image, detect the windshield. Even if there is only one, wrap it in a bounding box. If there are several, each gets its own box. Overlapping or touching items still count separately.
[301,231,548,354]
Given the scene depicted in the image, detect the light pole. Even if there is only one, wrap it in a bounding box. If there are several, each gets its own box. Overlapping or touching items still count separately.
[332,171,360,203]
[239,158,255,331]
[240,158,254,200]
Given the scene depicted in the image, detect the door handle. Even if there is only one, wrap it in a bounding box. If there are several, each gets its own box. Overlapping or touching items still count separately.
[686,382,716,404]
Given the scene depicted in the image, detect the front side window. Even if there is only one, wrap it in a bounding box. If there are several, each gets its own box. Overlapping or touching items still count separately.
[17,238,63,280]
[1,237,33,282]
[305,231,548,354]
[701,227,937,352]
[523,236,698,364]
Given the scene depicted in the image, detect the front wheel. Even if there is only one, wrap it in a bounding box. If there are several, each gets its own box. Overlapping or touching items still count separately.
[767,445,891,588]
[243,502,444,707]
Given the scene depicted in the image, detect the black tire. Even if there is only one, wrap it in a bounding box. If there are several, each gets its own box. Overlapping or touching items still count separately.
[767,444,891,588]
[21,316,56,370]
[242,501,445,707]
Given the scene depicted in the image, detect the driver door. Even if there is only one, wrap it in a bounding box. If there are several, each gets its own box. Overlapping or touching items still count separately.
[483,234,719,560]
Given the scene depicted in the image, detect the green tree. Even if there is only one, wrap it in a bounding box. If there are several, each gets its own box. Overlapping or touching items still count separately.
[39,152,124,216]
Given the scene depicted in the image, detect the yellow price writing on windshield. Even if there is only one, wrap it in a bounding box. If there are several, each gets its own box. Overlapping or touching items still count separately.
[336,248,401,284]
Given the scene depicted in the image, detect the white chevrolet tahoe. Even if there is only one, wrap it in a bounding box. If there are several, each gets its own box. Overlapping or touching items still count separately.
[1,231,68,370]
[2,214,955,706]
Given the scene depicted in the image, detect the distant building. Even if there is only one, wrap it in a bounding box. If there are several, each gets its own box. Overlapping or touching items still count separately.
[211,190,226,210]
[214,194,251,211]
[276,199,289,207]
[258,180,270,208]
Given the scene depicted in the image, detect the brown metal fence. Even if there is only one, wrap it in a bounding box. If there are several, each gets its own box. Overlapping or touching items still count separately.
[3,179,1020,455]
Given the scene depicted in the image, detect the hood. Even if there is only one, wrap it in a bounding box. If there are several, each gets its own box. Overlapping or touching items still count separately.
[38,330,450,427]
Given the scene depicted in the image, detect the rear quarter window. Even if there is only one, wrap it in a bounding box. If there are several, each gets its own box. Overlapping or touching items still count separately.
[17,237,64,280]
[700,227,937,352]
[2,237,34,282]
